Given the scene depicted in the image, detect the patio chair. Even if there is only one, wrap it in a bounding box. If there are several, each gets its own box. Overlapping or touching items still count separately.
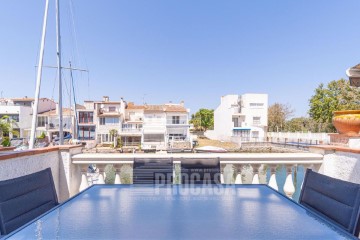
[181,158,221,184]
[299,169,360,236]
[133,158,173,184]
[0,168,58,235]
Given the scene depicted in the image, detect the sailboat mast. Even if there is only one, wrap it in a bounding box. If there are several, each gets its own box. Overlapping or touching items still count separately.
[69,61,79,139]
[56,0,64,145]
[29,0,49,149]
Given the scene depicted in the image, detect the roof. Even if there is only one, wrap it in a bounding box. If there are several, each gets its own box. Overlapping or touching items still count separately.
[11,97,34,102]
[127,102,187,112]
[76,104,86,110]
[126,102,145,110]
[40,108,74,116]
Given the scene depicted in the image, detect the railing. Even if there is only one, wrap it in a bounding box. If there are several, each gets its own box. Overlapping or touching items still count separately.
[166,118,188,125]
[72,153,323,200]
[121,128,142,133]
[122,142,141,147]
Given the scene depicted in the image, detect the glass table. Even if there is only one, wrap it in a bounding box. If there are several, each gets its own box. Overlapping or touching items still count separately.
[4,185,356,239]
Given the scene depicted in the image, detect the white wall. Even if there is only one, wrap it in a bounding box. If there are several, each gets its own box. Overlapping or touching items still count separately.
[211,94,268,141]
[0,146,83,202]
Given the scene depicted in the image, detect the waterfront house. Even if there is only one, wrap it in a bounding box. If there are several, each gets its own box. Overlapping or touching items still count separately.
[207,94,268,143]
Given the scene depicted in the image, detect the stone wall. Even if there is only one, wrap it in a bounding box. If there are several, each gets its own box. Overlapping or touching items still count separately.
[310,146,360,184]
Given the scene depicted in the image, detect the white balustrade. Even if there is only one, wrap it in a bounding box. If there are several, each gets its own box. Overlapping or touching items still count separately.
[252,164,260,184]
[235,165,243,184]
[72,153,323,198]
[283,166,295,198]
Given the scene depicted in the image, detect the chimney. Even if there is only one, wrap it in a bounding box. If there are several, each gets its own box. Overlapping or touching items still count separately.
[180,100,184,106]
[103,96,109,102]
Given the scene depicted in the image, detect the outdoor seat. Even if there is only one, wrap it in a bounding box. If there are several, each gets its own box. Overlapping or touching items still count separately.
[181,158,221,184]
[133,158,173,184]
[299,169,360,236]
[0,168,58,235]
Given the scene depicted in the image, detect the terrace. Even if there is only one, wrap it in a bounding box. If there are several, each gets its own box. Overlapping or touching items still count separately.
[0,144,360,238]
[1,145,359,201]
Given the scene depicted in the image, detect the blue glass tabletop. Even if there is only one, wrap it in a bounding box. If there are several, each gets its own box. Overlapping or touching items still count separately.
[5,185,356,240]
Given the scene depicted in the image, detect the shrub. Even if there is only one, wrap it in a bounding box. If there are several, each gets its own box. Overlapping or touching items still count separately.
[1,137,10,147]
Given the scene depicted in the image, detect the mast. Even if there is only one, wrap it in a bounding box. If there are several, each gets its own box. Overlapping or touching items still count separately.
[69,61,79,139]
[29,0,49,149]
[56,0,64,145]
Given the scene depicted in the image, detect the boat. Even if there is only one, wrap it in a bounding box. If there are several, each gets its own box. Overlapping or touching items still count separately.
[194,146,227,153]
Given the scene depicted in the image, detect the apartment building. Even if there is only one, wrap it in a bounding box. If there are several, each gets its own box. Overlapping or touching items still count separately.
[0,97,56,138]
[76,96,124,143]
[209,94,268,142]
[141,102,190,151]
[36,105,80,141]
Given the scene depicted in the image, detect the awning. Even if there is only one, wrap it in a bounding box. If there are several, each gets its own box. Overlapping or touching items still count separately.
[233,127,251,130]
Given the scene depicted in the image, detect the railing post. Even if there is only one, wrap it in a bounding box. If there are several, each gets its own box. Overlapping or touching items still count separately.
[235,164,243,184]
[268,165,278,190]
[97,164,105,184]
[252,164,260,184]
[114,164,122,184]
[283,165,295,198]
[79,165,89,192]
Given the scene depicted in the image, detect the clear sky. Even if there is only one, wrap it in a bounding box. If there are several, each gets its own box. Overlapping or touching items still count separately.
[0,0,359,117]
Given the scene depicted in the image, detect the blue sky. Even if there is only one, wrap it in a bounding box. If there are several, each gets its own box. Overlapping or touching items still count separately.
[0,0,359,117]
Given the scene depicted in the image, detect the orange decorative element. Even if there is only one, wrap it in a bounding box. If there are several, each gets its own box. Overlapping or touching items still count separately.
[332,110,360,136]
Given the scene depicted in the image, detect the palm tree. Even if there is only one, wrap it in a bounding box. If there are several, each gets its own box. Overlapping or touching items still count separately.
[0,115,19,142]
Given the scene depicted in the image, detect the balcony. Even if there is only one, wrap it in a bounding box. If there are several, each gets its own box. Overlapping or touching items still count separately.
[0,144,359,203]
[166,117,188,125]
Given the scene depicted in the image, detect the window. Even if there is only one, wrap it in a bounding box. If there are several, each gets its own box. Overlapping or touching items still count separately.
[172,116,180,124]
[79,112,93,124]
[252,131,259,138]
[109,107,116,112]
[232,118,239,127]
[144,134,164,142]
[253,117,261,125]
[233,129,250,141]
[105,117,119,125]
[100,118,105,125]
[249,103,264,107]
[37,116,47,127]
[78,126,95,140]
[1,114,19,123]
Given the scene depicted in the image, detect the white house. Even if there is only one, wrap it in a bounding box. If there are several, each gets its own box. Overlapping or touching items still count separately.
[209,94,268,142]
[0,97,56,138]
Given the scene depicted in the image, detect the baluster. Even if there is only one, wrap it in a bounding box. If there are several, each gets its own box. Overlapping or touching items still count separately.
[97,164,105,184]
[283,165,295,198]
[79,165,89,192]
[223,164,233,184]
[268,165,278,190]
[235,164,243,184]
[252,164,260,184]
[114,164,122,184]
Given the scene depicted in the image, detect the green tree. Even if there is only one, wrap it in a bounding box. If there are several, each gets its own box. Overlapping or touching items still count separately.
[0,115,19,139]
[109,129,118,148]
[268,103,294,132]
[284,117,326,132]
[309,79,360,131]
[190,109,214,131]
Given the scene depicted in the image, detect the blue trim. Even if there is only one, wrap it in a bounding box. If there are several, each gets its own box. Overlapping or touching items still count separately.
[233,127,251,130]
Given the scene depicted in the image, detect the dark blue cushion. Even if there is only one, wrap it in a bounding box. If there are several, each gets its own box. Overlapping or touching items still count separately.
[299,169,360,236]
[181,158,221,184]
[0,168,58,235]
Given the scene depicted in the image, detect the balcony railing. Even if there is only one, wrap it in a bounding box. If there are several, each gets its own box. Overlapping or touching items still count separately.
[72,153,323,200]
[121,128,142,133]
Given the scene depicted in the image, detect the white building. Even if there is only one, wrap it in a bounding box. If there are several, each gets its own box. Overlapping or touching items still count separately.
[0,97,56,138]
[75,97,191,150]
[209,94,268,142]
[125,101,190,151]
